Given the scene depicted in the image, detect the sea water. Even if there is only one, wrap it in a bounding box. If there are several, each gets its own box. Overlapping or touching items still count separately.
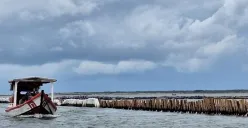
[0,104,248,128]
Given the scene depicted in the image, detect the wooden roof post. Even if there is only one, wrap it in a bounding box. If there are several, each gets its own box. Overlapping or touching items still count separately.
[13,81,19,107]
[51,82,54,102]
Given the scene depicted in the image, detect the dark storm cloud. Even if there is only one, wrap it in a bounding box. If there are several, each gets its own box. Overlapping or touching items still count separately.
[0,0,246,73]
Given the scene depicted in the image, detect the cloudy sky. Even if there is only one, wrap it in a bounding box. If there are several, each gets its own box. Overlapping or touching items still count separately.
[0,0,248,94]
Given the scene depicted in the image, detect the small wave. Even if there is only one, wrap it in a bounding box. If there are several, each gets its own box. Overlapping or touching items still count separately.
[16,114,60,119]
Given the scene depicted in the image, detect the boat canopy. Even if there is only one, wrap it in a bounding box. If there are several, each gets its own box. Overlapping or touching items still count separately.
[9,77,57,91]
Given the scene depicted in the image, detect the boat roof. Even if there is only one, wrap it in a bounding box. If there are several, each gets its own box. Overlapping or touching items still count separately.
[9,77,57,83]
[9,77,57,91]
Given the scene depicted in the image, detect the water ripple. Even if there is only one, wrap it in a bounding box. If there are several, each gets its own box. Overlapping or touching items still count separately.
[0,104,248,128]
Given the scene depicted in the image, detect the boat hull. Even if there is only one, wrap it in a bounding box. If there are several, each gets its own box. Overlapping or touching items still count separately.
[5,91,57,117]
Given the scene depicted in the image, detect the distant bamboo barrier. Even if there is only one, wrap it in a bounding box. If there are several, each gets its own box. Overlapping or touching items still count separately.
[99,98,248,116]
[3,95,248,116]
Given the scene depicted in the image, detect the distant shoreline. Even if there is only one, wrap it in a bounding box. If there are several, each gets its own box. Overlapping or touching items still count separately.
[54,89,248,95]
[1,89,248,96]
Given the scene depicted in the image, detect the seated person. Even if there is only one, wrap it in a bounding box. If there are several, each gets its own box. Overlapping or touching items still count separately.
[31,88,39,96]
[25,91,32,100]
[16,91,21,104]
[9,95,14,103]
[19,96,26,104]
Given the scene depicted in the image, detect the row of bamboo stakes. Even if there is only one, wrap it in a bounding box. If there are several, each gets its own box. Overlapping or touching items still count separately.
[99,98,248,116]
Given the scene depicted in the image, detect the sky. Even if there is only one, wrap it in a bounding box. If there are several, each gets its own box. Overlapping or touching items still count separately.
[1,0,248,94]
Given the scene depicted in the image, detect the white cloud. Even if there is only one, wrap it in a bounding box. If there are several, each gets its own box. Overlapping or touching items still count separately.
[125,1,247,72]
[164,54,213,72]
[0,60,78,80]
[50,46,63,52]
[163,35,243,72]
[125,5,183,40]
[59,20,95,39]
[0,59,158,80]
[196,35,242,57]
[68,40,78,48]
[0,0,100,21]
[19,11,45,21]
[122,1,246,72]
[74,60,157,75]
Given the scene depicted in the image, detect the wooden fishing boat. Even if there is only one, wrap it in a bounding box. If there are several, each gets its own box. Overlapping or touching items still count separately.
[5,77,57,117]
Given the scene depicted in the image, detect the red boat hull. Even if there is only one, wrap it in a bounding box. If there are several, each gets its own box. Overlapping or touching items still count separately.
[5,91,57,117]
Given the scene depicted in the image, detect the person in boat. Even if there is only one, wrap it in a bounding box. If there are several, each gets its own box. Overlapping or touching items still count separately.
[16,91,22,104]
[24,91,32,101]
[18,90,36,104]
[31,88,39,96]
[9,94,14,103]
[19,96,25,104]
